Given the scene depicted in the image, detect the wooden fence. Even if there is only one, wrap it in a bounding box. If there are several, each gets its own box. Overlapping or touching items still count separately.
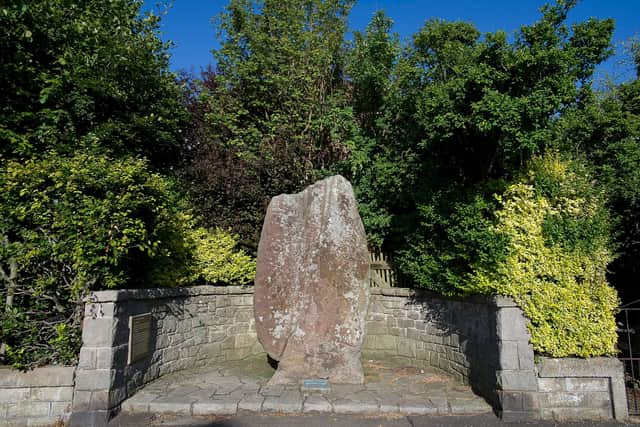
[369,250,401,288]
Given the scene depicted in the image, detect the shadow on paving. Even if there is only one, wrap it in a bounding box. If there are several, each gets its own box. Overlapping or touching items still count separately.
[109,412,636,427]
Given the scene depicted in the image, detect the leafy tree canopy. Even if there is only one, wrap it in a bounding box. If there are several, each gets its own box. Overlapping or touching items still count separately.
[0,0,186,166]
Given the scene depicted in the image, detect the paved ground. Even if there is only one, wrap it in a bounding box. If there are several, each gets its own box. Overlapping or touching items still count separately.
[121,355,490,417]
[110,413,636,427]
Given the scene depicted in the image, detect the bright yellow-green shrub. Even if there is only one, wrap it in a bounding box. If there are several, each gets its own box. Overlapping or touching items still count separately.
[189,227,256,286]
[466,155,619,357]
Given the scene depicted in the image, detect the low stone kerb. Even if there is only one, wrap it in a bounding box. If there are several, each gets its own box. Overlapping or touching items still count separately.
[0,366,75,388]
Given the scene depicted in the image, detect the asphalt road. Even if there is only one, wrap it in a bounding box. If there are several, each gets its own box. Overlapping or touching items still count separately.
[109,412,637,427]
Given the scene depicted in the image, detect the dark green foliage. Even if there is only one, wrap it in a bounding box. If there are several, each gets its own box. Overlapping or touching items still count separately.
[343,2,615,294]
[181,0,360,251]
[0,152,191,368]
[0,0,186,166]
[553,60,640,301]
[0,0,190,368]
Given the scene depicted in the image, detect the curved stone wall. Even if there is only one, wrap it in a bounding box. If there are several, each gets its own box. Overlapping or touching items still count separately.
[72,286,263,425]
[363,288,504,396]
[71,285,626,424]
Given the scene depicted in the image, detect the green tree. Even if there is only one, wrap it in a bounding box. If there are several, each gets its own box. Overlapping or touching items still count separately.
[0,0,186,166]
[0,0,192,368]
[344,1,615,294]
[0,152,192,368]
[554,43,640,301]
[182,0,360,250]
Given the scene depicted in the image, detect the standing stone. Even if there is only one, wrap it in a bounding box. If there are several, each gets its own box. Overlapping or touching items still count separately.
[254,175,370,384]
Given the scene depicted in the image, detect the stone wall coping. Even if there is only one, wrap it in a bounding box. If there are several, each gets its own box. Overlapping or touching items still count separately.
[0,366,75,387]
[86,285,255,303]
[369,287,517,307]
[536,356,623,378]
[86,284,519,308]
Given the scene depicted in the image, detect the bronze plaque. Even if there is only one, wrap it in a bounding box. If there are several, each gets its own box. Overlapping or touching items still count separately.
[128,313,153,364]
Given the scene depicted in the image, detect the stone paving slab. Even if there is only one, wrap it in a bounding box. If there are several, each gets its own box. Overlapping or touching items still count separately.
[120,355,491,417]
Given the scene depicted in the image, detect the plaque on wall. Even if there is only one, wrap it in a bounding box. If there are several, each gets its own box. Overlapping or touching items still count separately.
[128,313,153,364]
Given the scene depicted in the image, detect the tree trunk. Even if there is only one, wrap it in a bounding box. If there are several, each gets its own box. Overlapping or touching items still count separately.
[0,254,18,359]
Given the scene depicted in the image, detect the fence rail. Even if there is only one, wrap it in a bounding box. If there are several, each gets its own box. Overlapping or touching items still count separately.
[618,304,640,415]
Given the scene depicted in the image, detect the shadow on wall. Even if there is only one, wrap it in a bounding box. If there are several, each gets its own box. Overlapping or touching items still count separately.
[407,291,501,410]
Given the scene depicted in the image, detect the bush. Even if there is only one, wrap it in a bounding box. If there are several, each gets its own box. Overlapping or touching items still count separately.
[466,154,619,357]
[188,227,255,286]
[0,151,190,368]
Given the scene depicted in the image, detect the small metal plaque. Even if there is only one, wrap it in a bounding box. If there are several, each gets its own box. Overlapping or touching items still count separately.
[128,313,153,364]
[302,379,330,391]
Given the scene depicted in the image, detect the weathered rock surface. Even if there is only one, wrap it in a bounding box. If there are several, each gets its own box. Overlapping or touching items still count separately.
[254,175,370,384]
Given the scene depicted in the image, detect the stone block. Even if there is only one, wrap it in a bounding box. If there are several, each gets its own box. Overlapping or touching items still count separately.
[496,307,529,341]
[71,390,92,412]
[7,402,50,418]
[610,376,628,420]
[148,401,192,415]
[536,357,622,378]
[192,399,238,415]
[517,341,534,370]
[538,392,586,407]
[497,370,537,391]
[500,409,539,421]
[587,391,614,411]
[74,369,113,391]
[397,338,416,358]
[406,328,421,341]
[399,401,440,415]
[238,395,264,413]
[522,392,540,411]
[302,395,332,413]
[89,390,110,411]
[69,409,110,427]
[262,394,303,413]
[332,399,378,414]
[96,348,115,370]
[81,317,116,347]
[565,378,609,392]
[501,391,523,411]
[366,321,388,335]
[235,334,256,348]
[407,310,421,321]
[50,401,72,416]
[109,386,127,407]
[362,335,376,350]
[0,387,30,402]
[538,377,565,392]
[398,319,415,329]
[78,347,97,370]
[0,367,75,387]
[450,333,460,348]
[84,302,117,319]
[540,407,608,420]
[449,398,492,414]
[30,386,73,402]
[375,335,397,350]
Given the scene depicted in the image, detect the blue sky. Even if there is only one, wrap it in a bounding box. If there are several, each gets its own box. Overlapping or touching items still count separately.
[145,1,640,84]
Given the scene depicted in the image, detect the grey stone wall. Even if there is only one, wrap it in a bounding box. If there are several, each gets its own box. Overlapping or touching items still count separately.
[534,357,627,420]
[68,285,627,424]
[363,288,503,406]
[0,366,75,427]
[71,286,262,426]
[364,288,627,421]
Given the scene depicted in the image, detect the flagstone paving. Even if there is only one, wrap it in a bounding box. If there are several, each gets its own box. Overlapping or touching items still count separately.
[121,355,492,417]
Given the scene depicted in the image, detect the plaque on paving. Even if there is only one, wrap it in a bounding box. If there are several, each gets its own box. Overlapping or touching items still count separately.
[128,313,153,364]
[301,378,330,392]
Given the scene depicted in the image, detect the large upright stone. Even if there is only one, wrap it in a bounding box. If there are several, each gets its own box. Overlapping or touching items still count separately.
[254,175,370,384]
